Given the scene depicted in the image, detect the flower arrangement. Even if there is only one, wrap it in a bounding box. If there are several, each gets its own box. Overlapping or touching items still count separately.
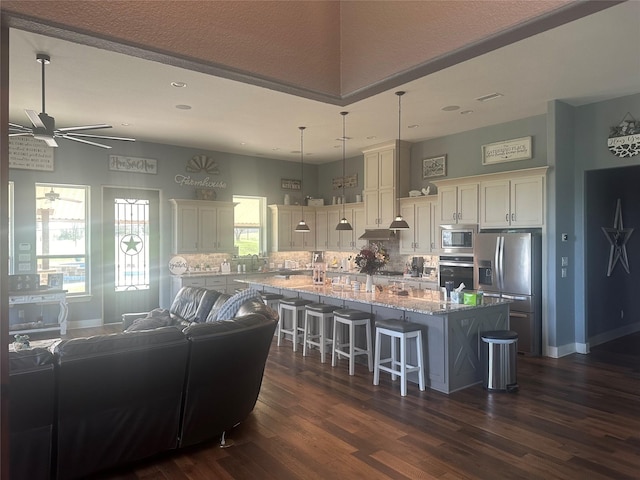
[354,243,389,275]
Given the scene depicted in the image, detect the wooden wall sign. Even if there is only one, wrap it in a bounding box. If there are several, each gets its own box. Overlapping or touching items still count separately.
[9,136,54,171]
[482,136,532,165]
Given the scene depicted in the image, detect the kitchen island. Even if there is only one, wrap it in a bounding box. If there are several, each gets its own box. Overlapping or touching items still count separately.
[241,275,510,394]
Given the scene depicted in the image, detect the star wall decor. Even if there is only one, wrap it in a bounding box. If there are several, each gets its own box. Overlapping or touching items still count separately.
[601,198,633,276]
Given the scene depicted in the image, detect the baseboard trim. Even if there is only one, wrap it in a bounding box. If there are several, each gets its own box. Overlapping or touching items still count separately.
[67,318,102,330]
[546,342,584,358]
[588,322,640,349]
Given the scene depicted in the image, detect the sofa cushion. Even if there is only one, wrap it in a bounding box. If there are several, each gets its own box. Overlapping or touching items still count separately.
[125,308,177,332]
[205,293,231,322]
[169,286,208,323]
[211,288,263,321]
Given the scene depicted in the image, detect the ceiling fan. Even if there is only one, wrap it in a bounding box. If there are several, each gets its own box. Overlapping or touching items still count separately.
[37,187,81,203]
[9,53,135,149]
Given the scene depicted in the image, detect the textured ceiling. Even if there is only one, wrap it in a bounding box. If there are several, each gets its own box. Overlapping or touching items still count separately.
[3,1,638,164]
[3,0,576,101]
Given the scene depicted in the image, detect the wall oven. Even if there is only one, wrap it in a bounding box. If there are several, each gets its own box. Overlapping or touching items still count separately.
[439,255,474,289]
[440,224,476,255]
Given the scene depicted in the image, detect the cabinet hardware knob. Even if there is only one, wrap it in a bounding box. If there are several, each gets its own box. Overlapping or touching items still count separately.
[511,213,515,221]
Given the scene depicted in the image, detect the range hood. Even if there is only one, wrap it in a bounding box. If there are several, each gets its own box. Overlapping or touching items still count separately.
[358,229,395,241]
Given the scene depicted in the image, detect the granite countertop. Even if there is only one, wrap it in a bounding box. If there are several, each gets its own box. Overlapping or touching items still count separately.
[177,269,311,278]
[241,275,508,316]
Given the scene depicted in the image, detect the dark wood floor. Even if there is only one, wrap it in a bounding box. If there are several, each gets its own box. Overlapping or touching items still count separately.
[78,330,640,479]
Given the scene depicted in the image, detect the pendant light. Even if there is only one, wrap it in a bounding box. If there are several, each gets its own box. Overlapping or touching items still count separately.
[295,126,310,232]
[336,111,353,231]
[389,91,410,230]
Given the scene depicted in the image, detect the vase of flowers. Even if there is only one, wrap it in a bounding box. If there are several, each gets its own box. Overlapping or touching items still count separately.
[355,243,389,292]
[13,334,30,351]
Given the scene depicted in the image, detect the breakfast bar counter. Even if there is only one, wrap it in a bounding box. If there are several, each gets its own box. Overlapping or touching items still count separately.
[241,275,510,394]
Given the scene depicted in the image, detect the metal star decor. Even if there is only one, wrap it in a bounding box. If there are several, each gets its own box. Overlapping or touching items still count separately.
[601,199,633,276]
[120,234,143,255]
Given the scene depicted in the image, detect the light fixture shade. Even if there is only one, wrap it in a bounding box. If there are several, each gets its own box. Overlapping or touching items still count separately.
[389,215,410,230]
[295,219,310,232]
[389,91,410,231]
[336,217,353,231]
[335,111,353,231]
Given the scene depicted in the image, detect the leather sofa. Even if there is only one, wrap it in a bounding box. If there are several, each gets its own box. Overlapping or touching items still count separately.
[10,287,278,480]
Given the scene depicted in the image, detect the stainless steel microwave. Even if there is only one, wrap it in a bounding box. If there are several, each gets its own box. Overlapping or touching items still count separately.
[440,225,476,254]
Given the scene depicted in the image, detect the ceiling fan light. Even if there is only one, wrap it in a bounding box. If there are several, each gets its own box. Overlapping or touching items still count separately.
[336,217,353,231]
[389,215,410,230]
[295,220,310,232]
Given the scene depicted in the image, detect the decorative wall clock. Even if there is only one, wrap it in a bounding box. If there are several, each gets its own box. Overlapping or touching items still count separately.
[607,113,640,158]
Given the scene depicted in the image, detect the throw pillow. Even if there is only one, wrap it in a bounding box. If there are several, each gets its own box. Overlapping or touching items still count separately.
[211,288,263,321]
[125,308,176,332]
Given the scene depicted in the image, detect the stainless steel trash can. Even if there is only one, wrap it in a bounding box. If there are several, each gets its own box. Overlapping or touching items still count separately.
[481,330,519,392]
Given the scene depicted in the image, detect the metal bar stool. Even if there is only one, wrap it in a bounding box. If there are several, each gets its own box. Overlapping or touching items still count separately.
[373,319,425,396]
[278,297,313,351]
[303,303,338,363]
[332,309,373,376]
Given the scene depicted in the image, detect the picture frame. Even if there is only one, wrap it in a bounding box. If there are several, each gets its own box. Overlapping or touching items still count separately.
[281,178,301,190]
[482,136,532,165]
[423,155,447,178]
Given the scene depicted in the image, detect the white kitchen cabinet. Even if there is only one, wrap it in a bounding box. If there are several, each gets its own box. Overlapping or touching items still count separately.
[338,204,366,252]
[314,205,340,251]
[480,174,545,228]
[269,205,316,252]
[170,199,234,254]
[362,141,410,228]
[437,183,478,224]
[398,196,437,254]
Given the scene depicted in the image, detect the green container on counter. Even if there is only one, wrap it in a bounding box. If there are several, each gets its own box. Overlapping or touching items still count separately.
[463,291,483,306]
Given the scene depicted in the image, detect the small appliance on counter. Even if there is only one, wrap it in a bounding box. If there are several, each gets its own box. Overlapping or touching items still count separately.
[411,256,424,277]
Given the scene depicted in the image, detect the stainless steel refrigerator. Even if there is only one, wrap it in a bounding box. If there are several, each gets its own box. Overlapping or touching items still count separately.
[474,231,542,355]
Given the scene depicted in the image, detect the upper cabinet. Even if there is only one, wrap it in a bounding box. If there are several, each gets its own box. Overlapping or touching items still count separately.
[479,168,547,228]
[437,183,479,224]
[170,199,235,254]
[314,204,365,252]
[398,196,438,254]
[269,205,316,252]
[362,141,410,229]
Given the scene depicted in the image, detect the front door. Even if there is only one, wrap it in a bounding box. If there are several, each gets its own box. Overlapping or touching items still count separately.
[102,188,160,323]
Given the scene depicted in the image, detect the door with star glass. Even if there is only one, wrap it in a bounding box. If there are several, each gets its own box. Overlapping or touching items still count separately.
[103,188,160,323]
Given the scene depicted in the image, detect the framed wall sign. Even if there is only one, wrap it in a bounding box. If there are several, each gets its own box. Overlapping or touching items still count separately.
[482,136,532,165]
[109,155,157,174]
[281,178,301,190]
[9,136,54,171]
[332,173,358,189]
[422,155,447,178]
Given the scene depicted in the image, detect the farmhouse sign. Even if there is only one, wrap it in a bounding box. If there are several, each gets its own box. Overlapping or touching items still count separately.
[482,136,532,165]
[109,155,157,174]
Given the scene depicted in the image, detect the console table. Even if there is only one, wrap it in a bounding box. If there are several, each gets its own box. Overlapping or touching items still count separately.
[9,289,68,335]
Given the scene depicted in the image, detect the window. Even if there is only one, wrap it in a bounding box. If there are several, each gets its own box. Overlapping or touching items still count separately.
[36,184,89,295]
[233,195,266,256]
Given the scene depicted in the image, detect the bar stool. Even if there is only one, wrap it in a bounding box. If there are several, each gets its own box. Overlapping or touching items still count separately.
[373,319,425,397]
[303,303,338,363]
[278,298,313,351]
[332,309,373,376]
[261,292,283,312]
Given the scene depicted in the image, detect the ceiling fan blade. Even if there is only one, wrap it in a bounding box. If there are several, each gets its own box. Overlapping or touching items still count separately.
[57,124,112,133]
[9,132,34,137]
[9,122,31,130]
[63,132,136,142]
[41,137,59,147]
[25,109,46,129]
[61,134,112,149]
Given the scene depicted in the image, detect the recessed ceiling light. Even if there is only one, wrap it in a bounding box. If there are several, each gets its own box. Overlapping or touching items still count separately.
[408,124,419,129]
[366,135,377,140]
[171,81,187,88]
[442,105,460,112]
[475,92,504,102]
[175,104,192,110]
[460,110,474,115]
[121,123,131,126]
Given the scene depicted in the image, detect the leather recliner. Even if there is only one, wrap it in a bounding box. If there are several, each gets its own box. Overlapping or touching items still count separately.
[52,327,190,480]
[179,299,278,447]
[9,347,55,480]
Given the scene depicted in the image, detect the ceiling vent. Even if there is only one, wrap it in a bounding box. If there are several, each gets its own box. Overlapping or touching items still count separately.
[475,92,504,102]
